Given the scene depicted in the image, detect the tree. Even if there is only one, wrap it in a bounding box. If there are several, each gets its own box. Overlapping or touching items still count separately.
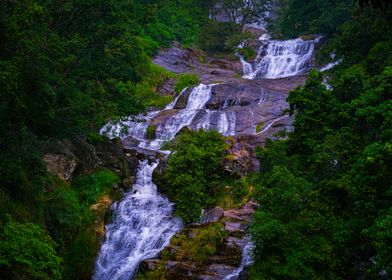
[0,217,63,280]
[213,0,271,27]
[357,0,390,10]
[160,130,226,223]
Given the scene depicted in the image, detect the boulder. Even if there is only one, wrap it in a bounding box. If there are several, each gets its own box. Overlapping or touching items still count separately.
[173,87,192,109]
[64,136,101,175]
[89,195,113,240]
[43,153,77,181]
[42,139,78,180]
[200,207,224,223]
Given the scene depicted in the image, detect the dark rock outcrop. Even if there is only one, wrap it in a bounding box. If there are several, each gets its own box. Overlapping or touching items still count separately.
[138,201,258,280]
[41,137,140,190]
[41,137,100,180]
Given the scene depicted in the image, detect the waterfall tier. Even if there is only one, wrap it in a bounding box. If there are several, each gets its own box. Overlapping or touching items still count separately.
[241,35,319,79]
[93,160,182,280]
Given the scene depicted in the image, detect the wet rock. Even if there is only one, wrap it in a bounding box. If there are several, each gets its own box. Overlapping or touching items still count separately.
[152,157,168,188]
[90,195,113,240]
[210,59,236,70]
[64,136,102,175]
[95,138,124,170]
[174,87,193,109]
[121,135,140,148]
[242,26,266,38]
[41,136,141,194]
[41,137,100,180]
[177,126,192,136]
[201,207,224,223]
[149,109,179,127]
[153,43,242,85]
[157,78,177,96]
[43,152,77,181]
[138,201,258,279]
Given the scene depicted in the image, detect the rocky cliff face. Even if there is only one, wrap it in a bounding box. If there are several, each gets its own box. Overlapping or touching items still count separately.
[41,137,139,188]
[128,37,309,279]
[90,24,315,278]
[137,201,258,280]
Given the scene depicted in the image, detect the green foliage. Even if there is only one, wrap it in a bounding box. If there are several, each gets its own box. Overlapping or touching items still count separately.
[215,176,255,209]
[255,122,265,133]
[251,58,392,280]
[166,223,228,262]
[238,47,257,61]
[45,170,119,280]
[175,73,200,93]
[160,130,226,223]
[251,167,340,279]
[135,264,167,280]
[250,6,392,277]
[0,216,62,280]
[198,20,241,53]
[133,64,175,110]
[363,206,392,276]
[146,125,157,140]
[0,0,214,278]
[271,0,352,38]
[213,0,271,27]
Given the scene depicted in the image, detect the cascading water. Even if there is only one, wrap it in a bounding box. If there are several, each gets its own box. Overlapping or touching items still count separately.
[223,240,255,280]
[93,160,182,280]
[145,83,214,149]
[102,83,237,150]
[242,34,318,79]
[96,14,317,277]
[95,84,224,280]
[99,87,184,141]
[237,41,254,76]
[195,110,237,137]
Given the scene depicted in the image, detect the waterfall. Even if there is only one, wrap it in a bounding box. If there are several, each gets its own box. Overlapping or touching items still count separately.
[320,59,342,72]
[99,87,185,140]
[101,83,238,150]
[241,34,318,80]
[237,40,254,76]
[95,84,218,279]
[255,115,289,134]
[223,241,255,280]
[142,83,215,149]
[240,56,254,76]
[93,160,182,280]
[195,110,236,136]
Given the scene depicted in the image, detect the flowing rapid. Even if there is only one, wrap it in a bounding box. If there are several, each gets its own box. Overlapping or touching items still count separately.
[95,13,323,279]
[93,160,182,280]
[241,34,319,79]
[101,83,237,150]
[223,241,255,280]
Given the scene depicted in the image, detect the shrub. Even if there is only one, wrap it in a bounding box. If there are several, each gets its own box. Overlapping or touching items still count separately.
[160,130,226,223]
[0,216,63,280]
[255,122,265,133]
[170,223,228,262]
[175,73,200,93]
[146,125,157,139]
[238,46,257,61]
[45,170,119,279]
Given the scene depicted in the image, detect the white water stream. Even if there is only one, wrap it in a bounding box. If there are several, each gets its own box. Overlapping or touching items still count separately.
[223,241,255,280]
[101,83,237,150]
[93,160,182,280]
[95,12,326,279]
[241,34,318,80]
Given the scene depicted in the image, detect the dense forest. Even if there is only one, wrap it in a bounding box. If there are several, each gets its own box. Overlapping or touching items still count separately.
[1,0,392,279]
[0,1,215,279]
[250,0,392,278]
